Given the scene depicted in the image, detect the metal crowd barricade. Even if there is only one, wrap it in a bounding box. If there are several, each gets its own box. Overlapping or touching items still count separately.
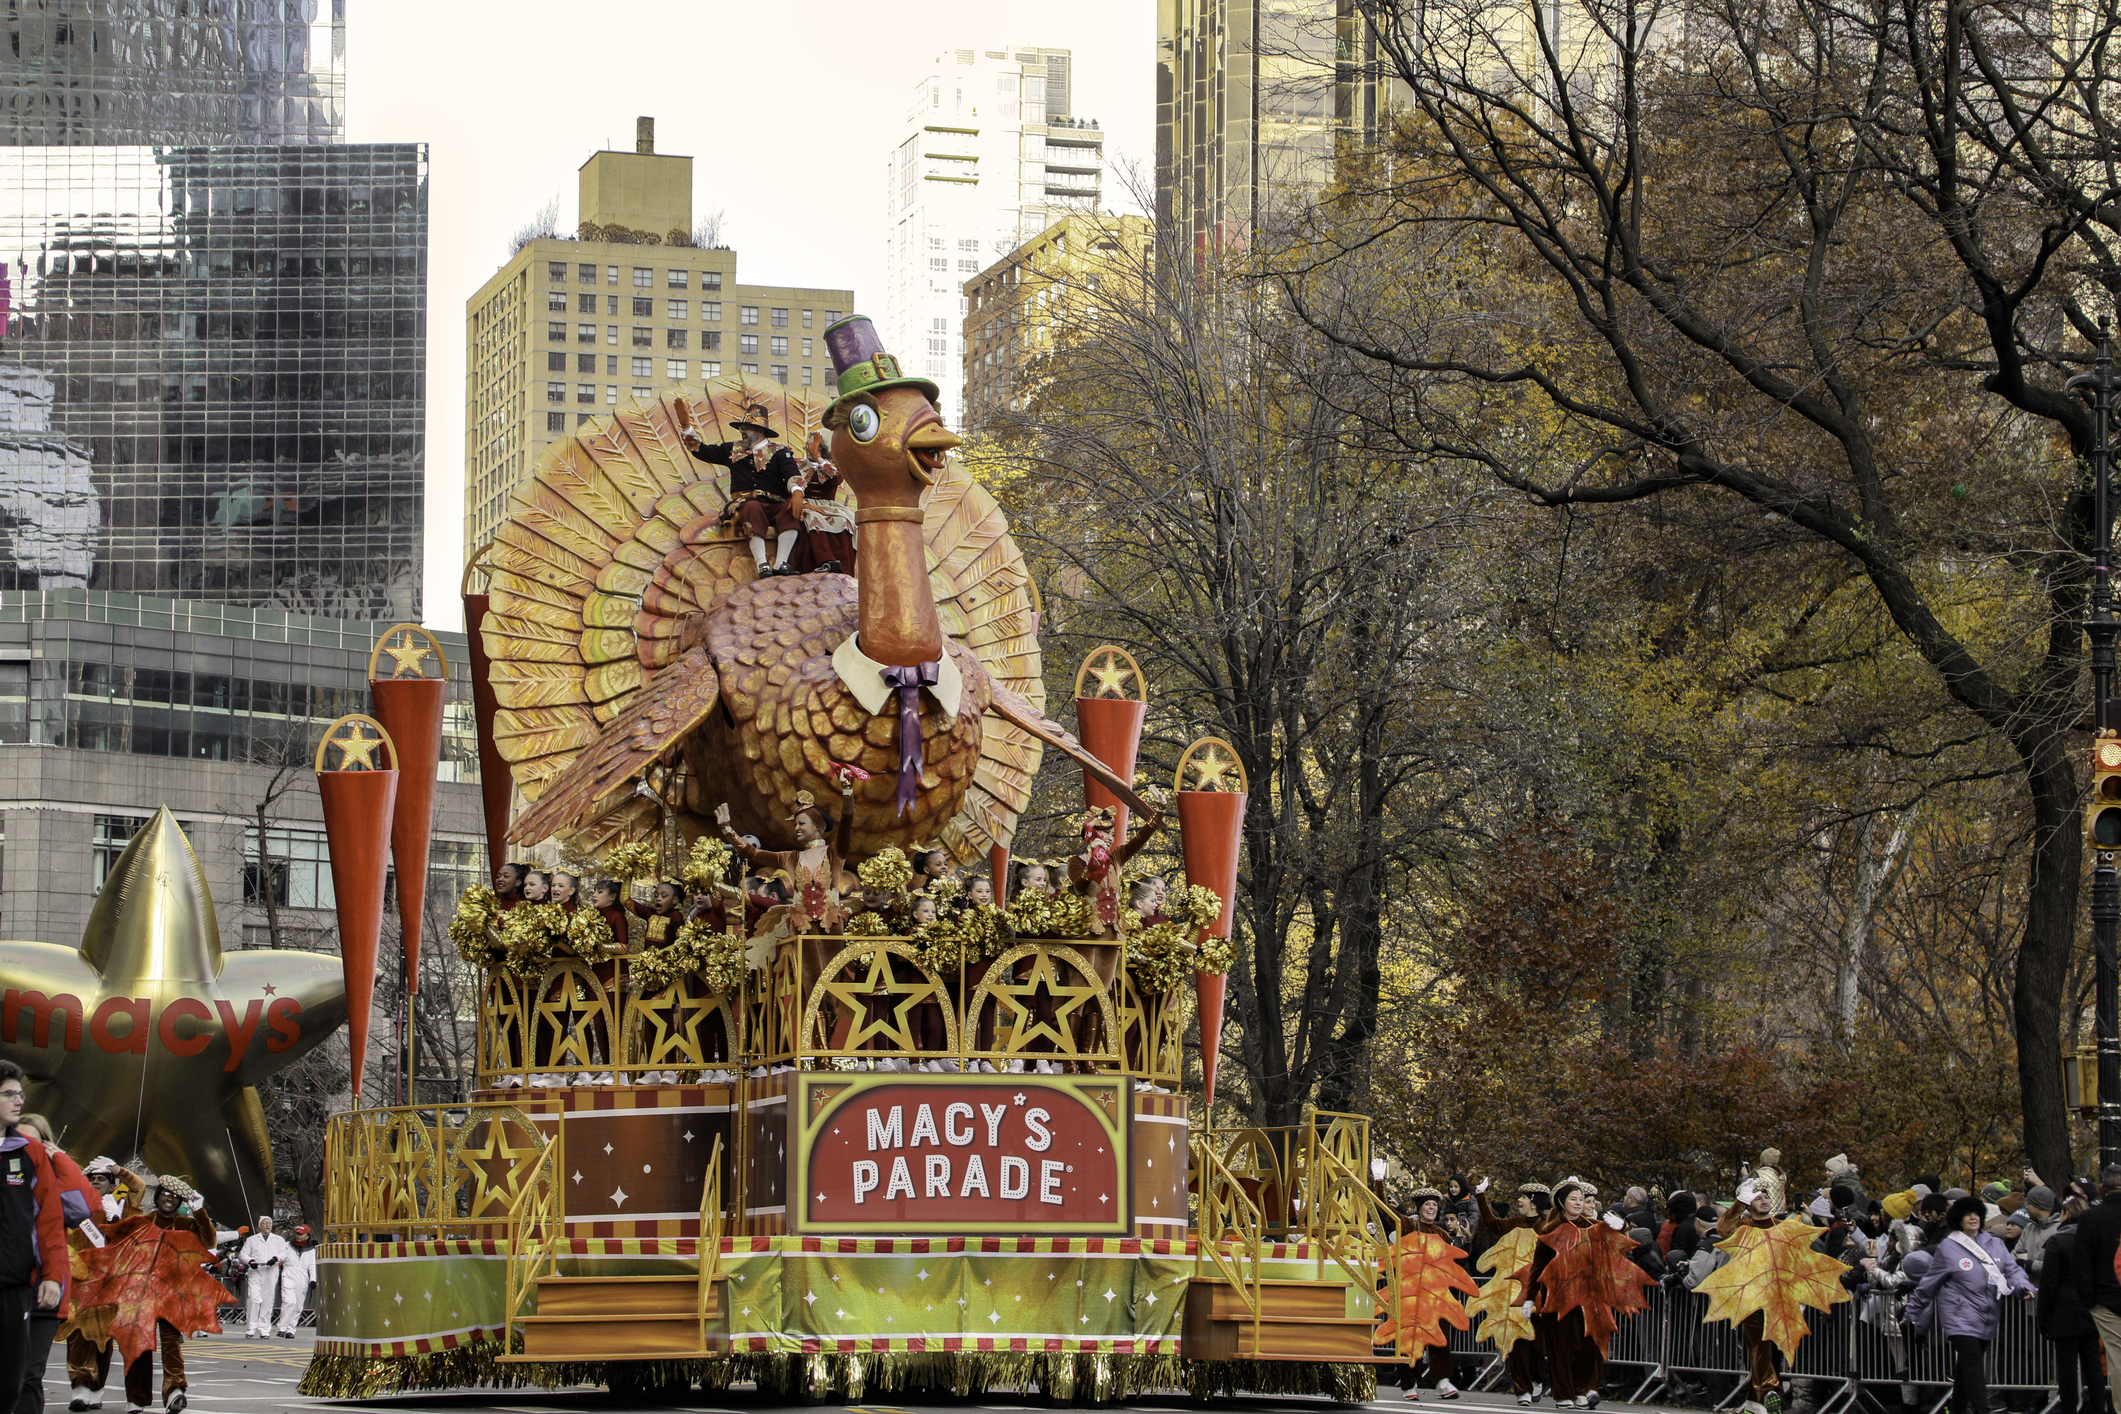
[1851,1296,2059,1414]
[1611,1287,1668,1402]
[1661,1287,1754,1405]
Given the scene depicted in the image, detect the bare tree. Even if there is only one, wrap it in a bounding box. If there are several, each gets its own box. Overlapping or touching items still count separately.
[508,193,560,256]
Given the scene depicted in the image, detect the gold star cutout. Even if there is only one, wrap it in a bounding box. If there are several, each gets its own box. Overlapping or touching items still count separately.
[1081,647,1142,699]
[1188,746,1234,792]
[381,631,434,678]
[1176,735,1248,794]
[331,723,386,771]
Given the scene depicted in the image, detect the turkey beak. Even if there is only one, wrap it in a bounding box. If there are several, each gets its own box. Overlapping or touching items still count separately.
[905,414,960,487]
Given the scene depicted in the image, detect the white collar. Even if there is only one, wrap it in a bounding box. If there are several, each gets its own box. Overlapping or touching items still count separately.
[830,633,962,721]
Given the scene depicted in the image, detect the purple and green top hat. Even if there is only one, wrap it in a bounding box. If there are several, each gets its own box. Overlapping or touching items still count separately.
[823,314,940,411]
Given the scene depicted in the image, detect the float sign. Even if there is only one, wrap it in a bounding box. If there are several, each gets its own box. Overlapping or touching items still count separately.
[792,1074,1130,1235]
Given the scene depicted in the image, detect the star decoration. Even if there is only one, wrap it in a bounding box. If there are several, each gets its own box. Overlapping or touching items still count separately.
[380,630,437,679]
[0,809,346,1222]
[804,1291,817,1305]
[609,1185,629,1207]
[1183,742,1238,793]
[1082,647,1141,700]
[325,720,387,771]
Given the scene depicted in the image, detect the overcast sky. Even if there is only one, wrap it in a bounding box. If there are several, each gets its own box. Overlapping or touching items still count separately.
[343,0,1155,631]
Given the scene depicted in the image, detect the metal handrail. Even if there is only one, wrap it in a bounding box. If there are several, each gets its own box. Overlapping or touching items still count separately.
[501,1141,560,1349]
[1190,1128,1265,1350]
[698,1134,725,1352]
[1305,1133,1401,1347]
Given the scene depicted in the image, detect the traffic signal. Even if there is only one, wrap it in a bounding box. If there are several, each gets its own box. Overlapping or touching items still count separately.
[2092,734,2121,849]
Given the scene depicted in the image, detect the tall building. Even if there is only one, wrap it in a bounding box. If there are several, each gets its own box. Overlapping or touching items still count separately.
[962,213,1152,430]
[0,3,472,965]
[463,119,854,560]
[1157,1,1390,252]
[881,47,1104,429]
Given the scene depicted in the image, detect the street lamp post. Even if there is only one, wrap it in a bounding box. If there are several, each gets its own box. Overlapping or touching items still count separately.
[2070,317,2121,1170]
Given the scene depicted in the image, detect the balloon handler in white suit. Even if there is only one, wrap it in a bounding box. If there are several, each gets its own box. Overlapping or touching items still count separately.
[275,1227,315,1337]
[236,1218,291,1338]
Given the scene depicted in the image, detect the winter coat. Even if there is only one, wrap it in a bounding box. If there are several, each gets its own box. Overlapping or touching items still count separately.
[2071,1196,2121,1313]
[1904,1230,2034,1341]
[1684,1241,1727,1291]
[1628,1238,1666,1282]
[2036,1219,2098,1340]
[2013,1211,2063,1275]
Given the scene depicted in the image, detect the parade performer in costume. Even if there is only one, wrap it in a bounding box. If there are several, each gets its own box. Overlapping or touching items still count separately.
[67,1158,141,1411]
[1378,1186,1477,1400]
[68,1175,226,1414]
[590,881,630,953]
[626,881,685,949]
[492,862,526,913]
[1694,1170,1854,1414]
[0,1065,69,1414]
[679,400,803,577]
[717,775,858,958]
[17,1112,93,1414]
[237,1217,290,1337]
[275,1227,314,1338]
[1067,799,1165,941]
[1528,1178,1654,1410]
[1475,1180,1552,1405]
[793,432,856,575]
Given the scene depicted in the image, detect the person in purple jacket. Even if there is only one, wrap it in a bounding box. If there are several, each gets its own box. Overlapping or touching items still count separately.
[1904,1195,2034,1414]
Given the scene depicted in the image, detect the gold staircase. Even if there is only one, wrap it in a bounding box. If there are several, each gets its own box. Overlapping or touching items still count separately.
[514,1272,725,1358]
[1182,1275,1375,1359]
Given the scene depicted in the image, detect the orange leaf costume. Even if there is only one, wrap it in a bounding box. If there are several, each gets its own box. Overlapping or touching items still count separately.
[1695,1215,1853,1360]
[1535,1219,1656,1345]
[70,1212,229,1362]
[1374,1227,1480,1348]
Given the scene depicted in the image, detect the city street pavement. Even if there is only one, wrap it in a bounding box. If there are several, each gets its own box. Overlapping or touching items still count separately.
[35,1339,1730,1414]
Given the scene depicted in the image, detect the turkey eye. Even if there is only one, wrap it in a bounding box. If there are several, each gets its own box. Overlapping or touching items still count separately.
[848,403,880,442]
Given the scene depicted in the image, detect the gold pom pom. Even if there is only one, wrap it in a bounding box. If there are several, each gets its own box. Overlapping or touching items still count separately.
[449,885,502,966]
[856,847,913,892]
[566,905,616,957]
[681,835,732,892]
[601,841,659,884]
[499,902,566,975]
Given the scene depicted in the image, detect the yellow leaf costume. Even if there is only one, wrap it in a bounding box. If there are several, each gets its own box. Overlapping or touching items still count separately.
[1374,1228,1481,1349]
[1467,1225,1539,1355]
[1695,1215,1852,1360]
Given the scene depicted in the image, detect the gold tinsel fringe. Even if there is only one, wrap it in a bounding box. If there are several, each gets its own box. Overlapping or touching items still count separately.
[300,1344,1371,1401]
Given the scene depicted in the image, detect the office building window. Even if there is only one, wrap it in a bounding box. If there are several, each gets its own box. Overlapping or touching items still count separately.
[548,322,567,341]
[607,325,619,344]
[802,310,814,328]
[546,381,565,403]
[243,826,334,909]
[578,263,597,282]
[546,292,566,311]
[578,293,598,313]
[801,366,814,386]
[606,265,619,284]
[631,386,652,400]
[741,363,758,373]
[704,331,722,351]
[577,413,594,425]
[930,257,948,271]
[740,334,758,355]
[577,384,595,404]
[549,262,568,282]
[605,355,618,374]
[741,306,759,325]
[771,365,788,384]
[605,294,618,315]
[704,271,723,290]
[547,411,567,432]
[579,353,598,373]
[667,329,688,349]
[633,267,652,287]
[666,360,686,380]
[632,296,653,317]
[801,338,813,357]
[667,269,688,288]
[632,327,651,347]
[606,386,618,404]
[771,336,788,356]
[959,259,978,272]
[826,310,842,322]
[546,352,566,371]
[701,361,722,377]
[92,814,152,886]
[667,300,688,320]
[577,323,596,343]
[703,302,722,322]
[771,308,788,328]
[632,357,653,377]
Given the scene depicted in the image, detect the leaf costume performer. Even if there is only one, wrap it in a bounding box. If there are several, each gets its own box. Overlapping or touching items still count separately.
[1473,1180,1553,1403]
[1377,1186,1479,1400]
[1696,1175,1853,1414]
[70,1175,227,1414]
[1528,1178,1655,1410]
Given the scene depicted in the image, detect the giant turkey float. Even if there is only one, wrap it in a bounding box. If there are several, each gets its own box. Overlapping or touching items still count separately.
[301,320,1401,1403]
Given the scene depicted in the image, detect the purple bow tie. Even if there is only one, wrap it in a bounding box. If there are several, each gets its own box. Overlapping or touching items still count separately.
[879,660,940,817]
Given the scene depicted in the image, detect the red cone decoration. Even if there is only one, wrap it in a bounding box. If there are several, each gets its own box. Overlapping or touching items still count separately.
[1175,737,1247,1111]
[1074,646,1148,838]
[368,627,447,998]
[315,714,399,1105]
[991,843,1012,905]
[461,554,513,879]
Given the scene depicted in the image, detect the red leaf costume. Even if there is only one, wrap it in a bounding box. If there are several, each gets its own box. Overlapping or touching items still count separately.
[71,1212,228,1362]
[1375,1228,1481,1348]
[1534,1220,1656,1345]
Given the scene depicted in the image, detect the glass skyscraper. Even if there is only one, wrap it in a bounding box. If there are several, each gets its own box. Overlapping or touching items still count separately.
[0,0,427,618]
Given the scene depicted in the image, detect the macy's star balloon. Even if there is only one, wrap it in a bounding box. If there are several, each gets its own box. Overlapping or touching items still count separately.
[0,808,346,1222]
